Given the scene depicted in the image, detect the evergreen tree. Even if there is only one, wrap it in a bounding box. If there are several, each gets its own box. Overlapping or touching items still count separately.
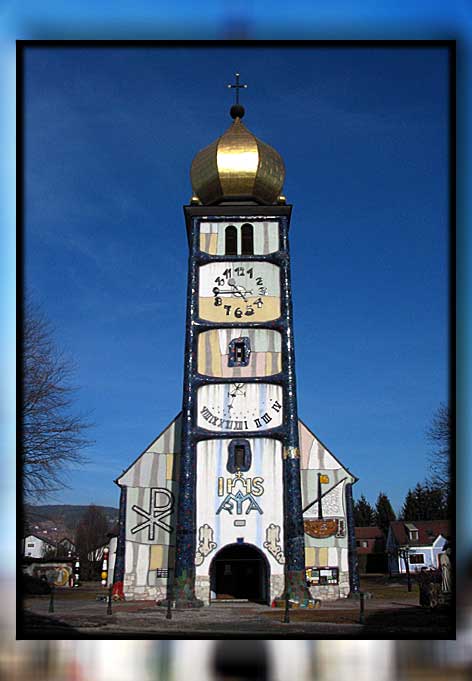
[375,492,396,536]
[423,484,447,519]
[353,494,376,526]
[400,487,419,520]
[400,482,446,520]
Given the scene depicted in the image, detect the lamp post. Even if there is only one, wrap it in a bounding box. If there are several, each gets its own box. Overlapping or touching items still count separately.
[48,584,55,613]
[399,547,411,592]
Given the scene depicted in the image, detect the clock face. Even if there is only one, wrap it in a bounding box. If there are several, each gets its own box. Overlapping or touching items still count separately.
[198,261,280,323]
[197,383,283,432]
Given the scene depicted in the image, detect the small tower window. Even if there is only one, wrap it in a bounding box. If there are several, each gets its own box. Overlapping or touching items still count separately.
[228,336,251,367]
[241,223,254,255]
[234,445,245,470]
[227,439,252,473]
[225,225,238,255]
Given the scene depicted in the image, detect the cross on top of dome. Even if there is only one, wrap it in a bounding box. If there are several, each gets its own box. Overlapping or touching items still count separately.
[227,72,247,119]
[190,74,285,205]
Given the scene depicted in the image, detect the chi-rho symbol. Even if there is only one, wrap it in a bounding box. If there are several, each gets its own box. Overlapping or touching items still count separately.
[131,488,174,540]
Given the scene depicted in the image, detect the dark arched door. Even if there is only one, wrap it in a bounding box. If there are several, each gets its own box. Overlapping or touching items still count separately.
[210,543,269,603]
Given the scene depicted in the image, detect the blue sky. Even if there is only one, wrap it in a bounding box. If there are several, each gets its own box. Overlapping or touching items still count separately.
[23,45,450,516]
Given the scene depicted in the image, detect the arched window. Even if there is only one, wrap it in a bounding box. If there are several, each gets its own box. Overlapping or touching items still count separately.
[225,225,238,255]
[227,439,252,473]
[241,223,254,256]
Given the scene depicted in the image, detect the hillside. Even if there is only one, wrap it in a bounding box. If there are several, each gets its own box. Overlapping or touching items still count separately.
[25,504,119,540]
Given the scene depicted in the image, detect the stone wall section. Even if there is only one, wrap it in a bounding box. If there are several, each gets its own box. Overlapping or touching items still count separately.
[308,570,350,600]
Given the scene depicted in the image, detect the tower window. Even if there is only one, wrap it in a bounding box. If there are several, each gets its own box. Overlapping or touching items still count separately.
[241,223,254,255]
[228,336,251,367]
[234,445,245,470]
[227,439,252,473]
[225,225,238,255]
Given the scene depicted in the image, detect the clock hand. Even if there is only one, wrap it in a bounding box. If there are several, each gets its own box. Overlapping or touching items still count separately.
[213,286,250,297]
[227,279,250,303]
[213,286,237,295]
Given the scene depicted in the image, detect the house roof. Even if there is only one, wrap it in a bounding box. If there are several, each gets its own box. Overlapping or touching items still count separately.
[389,520,450,547]
[57,537,75,545]
[23,534,57,547]
[355,526,384,539]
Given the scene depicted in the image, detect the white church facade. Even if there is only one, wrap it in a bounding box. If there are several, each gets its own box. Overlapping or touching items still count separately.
[111,82,359,606]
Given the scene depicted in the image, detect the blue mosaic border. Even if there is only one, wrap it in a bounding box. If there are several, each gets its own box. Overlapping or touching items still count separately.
[173,208,309,604]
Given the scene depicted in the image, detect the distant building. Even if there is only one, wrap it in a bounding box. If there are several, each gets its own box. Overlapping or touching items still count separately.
[22,534,56,558]
[88,543,108,562]
[355,527,387,573]
[355,526,385,553]
[88,535,118,562]
[386,520,449,574]
[57,537,76,555]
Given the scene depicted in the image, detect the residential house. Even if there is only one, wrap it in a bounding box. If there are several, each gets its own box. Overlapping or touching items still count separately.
[22,534,57,559]
[88,535,118,563]
[355,526,387,573]
[56,537,76,556]
[386,520,449,574]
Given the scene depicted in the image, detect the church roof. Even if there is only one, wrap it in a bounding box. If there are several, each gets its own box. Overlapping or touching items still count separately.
[298,418,357,480]
[116,413,356,487]
[115,414,181,487]
[190,105,285,206]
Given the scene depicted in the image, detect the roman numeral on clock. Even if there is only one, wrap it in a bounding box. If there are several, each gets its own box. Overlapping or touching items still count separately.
[254,413,272,428]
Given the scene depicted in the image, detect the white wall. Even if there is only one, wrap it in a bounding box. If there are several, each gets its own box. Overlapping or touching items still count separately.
[23,535,53,558]
[195,437,285,582]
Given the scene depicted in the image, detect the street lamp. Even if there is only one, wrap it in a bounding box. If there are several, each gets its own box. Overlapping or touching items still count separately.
[398,547,412,592]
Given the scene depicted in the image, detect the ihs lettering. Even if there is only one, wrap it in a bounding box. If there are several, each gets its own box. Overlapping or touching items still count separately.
[217,475,265,497]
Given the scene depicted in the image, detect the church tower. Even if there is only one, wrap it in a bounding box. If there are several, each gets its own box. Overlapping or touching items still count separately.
[113,76,358,606]
[174,84,311,607]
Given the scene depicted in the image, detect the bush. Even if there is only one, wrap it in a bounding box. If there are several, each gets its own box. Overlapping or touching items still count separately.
[23,574,51,595]
[415,569,442,608]
[414,568,441,586]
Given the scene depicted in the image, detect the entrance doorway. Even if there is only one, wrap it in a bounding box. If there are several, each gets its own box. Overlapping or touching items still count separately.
[210,543,269,603]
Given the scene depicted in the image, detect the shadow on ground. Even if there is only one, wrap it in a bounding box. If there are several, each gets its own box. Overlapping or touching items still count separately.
[364,605,454,635]
[20,612,91,638]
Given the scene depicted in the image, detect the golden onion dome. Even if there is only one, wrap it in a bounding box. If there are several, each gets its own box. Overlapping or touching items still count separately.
[190,105,285,205]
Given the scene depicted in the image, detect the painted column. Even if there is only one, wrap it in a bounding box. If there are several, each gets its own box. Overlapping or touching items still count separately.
[172,216,203,607]
[278,217,312,603]
[345,482,360,593]
[112,484,126,599]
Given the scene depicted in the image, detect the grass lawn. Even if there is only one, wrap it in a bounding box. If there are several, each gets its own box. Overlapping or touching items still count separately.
[360,575,420,601]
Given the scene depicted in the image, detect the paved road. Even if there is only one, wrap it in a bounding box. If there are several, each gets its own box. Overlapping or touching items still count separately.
[21,591,452,637]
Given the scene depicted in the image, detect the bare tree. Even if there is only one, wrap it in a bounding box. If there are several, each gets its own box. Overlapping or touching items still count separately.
[426,403,451,498]
[75,504,110,579]
[22,302,93,501]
